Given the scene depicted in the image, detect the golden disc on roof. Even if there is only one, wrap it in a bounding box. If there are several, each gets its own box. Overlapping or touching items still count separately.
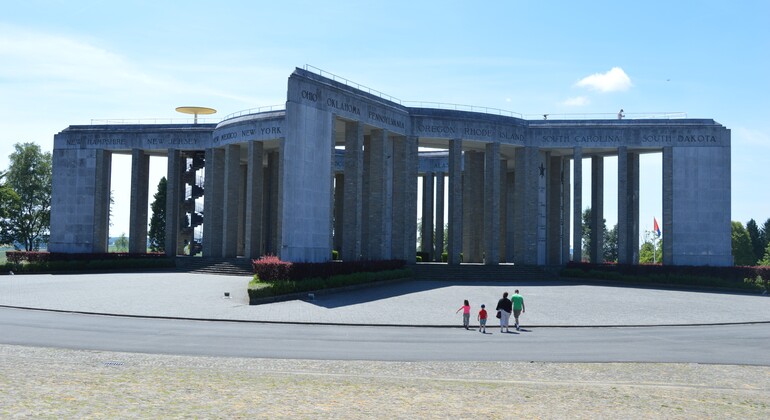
[175,106,217,123]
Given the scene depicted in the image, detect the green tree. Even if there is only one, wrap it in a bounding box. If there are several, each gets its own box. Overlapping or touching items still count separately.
[148,177,167,252]
[581,208,592,261]
[760,218,770,258]
[746,219,762,265]
[114,233,128,252]
[758,242,770,266]
[639,231,662,264]
[581,207,610,263]
[0,143,52,251]
[603,224,618,263]
[732,221,755,266]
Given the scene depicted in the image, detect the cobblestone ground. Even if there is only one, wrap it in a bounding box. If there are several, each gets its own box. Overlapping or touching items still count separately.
[1,345,769,419]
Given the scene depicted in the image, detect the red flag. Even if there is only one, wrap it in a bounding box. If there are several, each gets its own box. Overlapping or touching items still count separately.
[653,217,661,238]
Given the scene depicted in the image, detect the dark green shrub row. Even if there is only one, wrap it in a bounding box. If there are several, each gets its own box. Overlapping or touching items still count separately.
[251,256,406,281]
[6,251,166,264]
[561,265,767,292]
[2,257,175,273]
[248,268,412,300]
[564,262,770,283]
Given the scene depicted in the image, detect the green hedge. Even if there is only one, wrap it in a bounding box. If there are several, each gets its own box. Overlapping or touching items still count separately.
[560,267,767,293]
[248,268,412,300]
[2,258,175,273]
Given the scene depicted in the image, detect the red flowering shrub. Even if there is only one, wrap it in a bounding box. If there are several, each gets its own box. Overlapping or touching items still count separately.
[252,255,293,281]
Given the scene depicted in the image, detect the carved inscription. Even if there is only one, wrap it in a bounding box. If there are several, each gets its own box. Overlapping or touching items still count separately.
[368,111,405,129]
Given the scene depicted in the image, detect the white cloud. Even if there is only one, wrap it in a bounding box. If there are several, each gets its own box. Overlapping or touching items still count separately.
[562,96,590,106]
[575,67,632,92]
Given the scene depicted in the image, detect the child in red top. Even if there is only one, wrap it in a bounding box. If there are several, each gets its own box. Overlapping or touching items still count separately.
[456,299,471,330]
[478,304,488,333]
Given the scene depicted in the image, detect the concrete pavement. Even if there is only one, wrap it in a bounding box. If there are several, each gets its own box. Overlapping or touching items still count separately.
[1,271,768,327]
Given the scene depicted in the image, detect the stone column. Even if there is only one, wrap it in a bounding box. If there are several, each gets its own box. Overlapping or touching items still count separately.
[547,155,563,264]
[618,147,640,264]
[434,172,445,262]
[463,151,484,263]
[662,146,673,265]
[572,147,583,262]
[391,137,406,261]
[499,160,508,262]
[421,172,434,261]
[265,149,281,256]
[245,141,264,259]
[165,149,182,256]
[93,150,111,253]
[513,147,540,265]
[561,158,572,264]
[590,155,604,263]
[397,136,418,264]
[447,139,463,265]
[505,170,516,263]
[333,173,344,254]
[203,147,224,258]
[342,122,363,261]
[367,129,393,260]
[484,143,501,265]
[129,149,150,253]
[222,144,241,258]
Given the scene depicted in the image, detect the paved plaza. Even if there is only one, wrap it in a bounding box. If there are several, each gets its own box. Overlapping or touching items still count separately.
[1,271,768,326]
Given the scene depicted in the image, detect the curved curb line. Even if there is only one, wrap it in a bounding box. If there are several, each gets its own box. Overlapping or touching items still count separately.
[2,304,770,329]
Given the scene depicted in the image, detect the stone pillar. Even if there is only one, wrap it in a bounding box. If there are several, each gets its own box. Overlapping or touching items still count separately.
[447,139,463,265]
[222,144,241,258]
[561,158,572,264]
[265,149,281,256]
[245,141,264,259]
[165,149,182,256]
[662,146,673,265]
[367,129,393,260]
[203,147,224,258]
[505,170,516,263]
[590,156,604,263]
[463,151,484,263]
[434,172,445,262]
[333,173,344,254]
[572,147,583,262]
[421,172,434,260]
[391,136,407,261]
[499,160,508,262]
[237,164,247,256]
[547,155,563,264]
[513,147,540,265]
[342,122,363,261]
[393,136,418,264]
[93,150,111,253]
[129,149,150,253]
[484,143,501,265]
[618,147,640,264]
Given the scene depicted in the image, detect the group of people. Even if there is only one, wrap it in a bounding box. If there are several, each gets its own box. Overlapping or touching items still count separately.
[455,290,525,333]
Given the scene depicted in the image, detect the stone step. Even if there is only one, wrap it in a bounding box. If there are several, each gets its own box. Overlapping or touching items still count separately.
[175,257,253,276]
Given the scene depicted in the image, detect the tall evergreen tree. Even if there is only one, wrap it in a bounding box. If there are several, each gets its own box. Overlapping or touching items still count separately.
[603,224,618,263]
[760,218,770,256]
[581,207,611,263]
[731,221,755,266]
[148,177,167,252]
[746,219,763,265]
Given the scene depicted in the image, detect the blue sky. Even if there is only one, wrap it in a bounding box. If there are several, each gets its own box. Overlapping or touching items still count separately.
[2,0,768,242]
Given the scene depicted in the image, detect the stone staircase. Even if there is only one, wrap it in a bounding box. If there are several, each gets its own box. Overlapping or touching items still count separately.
[411,263,558,282]
[175,257,254,276]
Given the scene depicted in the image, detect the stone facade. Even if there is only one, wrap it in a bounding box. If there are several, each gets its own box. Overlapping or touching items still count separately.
[49,67,732,266]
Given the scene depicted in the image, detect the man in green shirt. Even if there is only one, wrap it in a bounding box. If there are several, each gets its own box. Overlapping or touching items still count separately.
[511,289,525,331]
